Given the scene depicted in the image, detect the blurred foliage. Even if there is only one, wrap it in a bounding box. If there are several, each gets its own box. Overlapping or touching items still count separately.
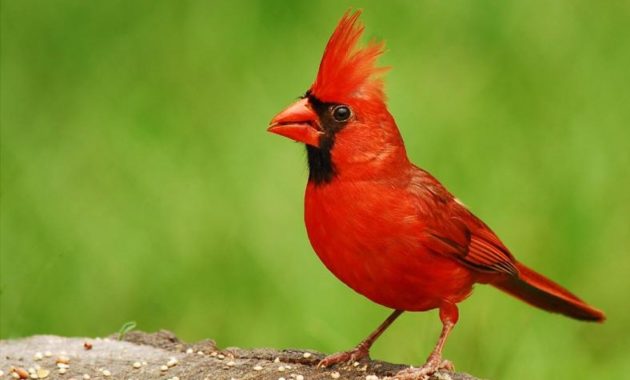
[1,1,629,378]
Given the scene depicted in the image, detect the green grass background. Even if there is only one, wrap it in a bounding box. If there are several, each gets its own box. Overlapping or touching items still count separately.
[2,1,629,378]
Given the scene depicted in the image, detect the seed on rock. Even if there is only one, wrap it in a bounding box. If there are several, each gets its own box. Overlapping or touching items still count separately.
[102,370,111,377]
[160,365,168,372]
[302,352,312,359]
[132,362,142,369]
[331,372,340,379]
[253,365,263,371]
[13,368,29,379]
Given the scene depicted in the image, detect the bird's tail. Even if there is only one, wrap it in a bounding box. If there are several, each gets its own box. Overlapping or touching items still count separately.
[492,262,605,322]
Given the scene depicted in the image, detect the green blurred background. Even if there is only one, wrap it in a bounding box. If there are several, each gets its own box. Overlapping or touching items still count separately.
[2,0,629,378]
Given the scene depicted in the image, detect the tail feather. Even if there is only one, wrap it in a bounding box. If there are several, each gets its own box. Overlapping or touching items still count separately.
[492,262,605,322]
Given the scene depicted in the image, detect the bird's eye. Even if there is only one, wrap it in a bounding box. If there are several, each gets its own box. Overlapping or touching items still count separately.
[332,105,351,122]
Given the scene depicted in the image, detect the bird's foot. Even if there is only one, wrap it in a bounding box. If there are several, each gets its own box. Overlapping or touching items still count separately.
[317,345,370,368]
[391,354,454,380]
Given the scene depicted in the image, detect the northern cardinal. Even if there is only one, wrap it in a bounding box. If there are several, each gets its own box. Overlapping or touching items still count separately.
[268,11,605,379]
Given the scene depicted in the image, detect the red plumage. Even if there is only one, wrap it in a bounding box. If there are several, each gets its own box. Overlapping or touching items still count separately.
[269,10,604,378]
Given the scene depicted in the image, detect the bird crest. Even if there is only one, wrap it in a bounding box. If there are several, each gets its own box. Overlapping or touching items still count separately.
[310,10,388,104]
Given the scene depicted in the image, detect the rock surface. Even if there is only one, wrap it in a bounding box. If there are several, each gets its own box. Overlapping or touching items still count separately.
[0,330,480,379]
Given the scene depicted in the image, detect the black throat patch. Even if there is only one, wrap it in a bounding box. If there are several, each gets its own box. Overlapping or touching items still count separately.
[305,93,349,185]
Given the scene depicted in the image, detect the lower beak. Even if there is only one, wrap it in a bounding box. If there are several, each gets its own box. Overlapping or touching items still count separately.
[268,98,322,147]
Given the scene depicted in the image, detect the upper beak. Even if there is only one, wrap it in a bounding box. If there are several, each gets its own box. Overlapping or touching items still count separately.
[268,98,322,147]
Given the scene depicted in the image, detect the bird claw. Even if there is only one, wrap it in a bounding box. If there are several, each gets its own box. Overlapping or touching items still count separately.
[390,355,454,380]
[317,346,370,368]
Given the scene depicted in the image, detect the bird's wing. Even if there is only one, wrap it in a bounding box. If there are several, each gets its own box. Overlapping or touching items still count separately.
[422,208,518,276]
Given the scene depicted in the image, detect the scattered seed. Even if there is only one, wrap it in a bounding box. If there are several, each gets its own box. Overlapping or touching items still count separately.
[278,366,285,372]
[366,376,379,380]
[56,356,70,365]
[102,369,111,377]
[278,377,286,380]
[44,352,52,358]
[58,368,66,375]
[56,364,69,370]
[186,348,193,354]
[331,372,340,379]
[82,375,90,379]
[198,351,205,356]
[132,362,142,369]
[296,376,304,380]
[210,352,217,357]
[83,342,92,350]
[274,357,280,363]
[167,358,178,367]
[302,352,312,359]
[226,361,236,367]
[34,353,44,361]
[217,354,225,360]
[160,365,168,372]
[253,365,263,371]
[353,362,360,367]
[142,361,147,366]
[12,368,29,379]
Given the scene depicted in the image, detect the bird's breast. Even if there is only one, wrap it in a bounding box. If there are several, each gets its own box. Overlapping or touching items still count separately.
[304,180,474,311]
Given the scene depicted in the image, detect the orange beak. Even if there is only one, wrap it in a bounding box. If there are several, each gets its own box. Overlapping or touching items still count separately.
[268,98,322,147]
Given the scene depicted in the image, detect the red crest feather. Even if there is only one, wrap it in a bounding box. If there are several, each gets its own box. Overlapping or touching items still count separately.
[310,11,388,104]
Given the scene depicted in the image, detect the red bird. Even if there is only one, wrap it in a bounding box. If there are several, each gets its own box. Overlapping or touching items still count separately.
[268,11,605,379]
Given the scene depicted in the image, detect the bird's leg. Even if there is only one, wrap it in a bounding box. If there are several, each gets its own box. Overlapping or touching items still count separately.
[394,302,458,380]
[318,309,403,368]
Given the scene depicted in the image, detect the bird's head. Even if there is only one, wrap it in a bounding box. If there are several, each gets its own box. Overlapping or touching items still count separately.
[268,11,408,185]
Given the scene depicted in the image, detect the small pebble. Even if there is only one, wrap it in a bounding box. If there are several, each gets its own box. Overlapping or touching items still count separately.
[197,351,205,356]
[101,370,111,377]
[0,370,4,376]
[331,372,340,379]
[278,378,286,380]
[167,358,178,367]
[44,351,52,358]
[302,352,312,359]
[217,354,225,360]
[34,353,44,361]
[366,376,379,380]
[353,362,360,367]
[82,375,90,380]
[210,352,217,357]
[274,357,280,363]
[160,365,168,372]
[253,365,263,371]
[58,368,66,375]
[296,376,304,380]
[186,348,193,354]
[132,362,142,369]
[56,364,69,370]
[278,366,285,372]
[226,361,236,367]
